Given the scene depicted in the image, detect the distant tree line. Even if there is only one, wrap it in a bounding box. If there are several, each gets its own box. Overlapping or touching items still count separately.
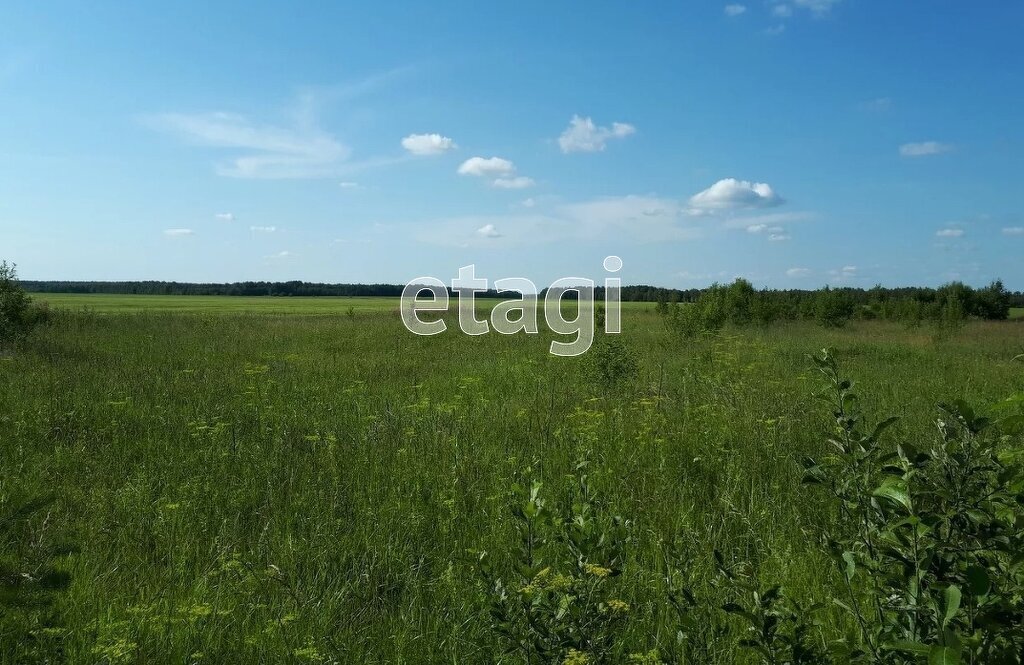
[658,278,1020,337]
[20,278,1024,311]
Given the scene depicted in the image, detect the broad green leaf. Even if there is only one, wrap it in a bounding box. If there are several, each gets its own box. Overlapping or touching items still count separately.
[872,477,913,513]
[941,585,961,628]
[928,645,961,665]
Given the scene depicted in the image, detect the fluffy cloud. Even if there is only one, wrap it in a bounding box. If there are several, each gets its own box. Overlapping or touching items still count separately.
[164,228,194,237]
[476,223,502,238]
[724,4,747,16]
[769,233,790,241]
[558,115,636,153]
[786,267,811,278]
[459,156,534,189]
[772,4,793,16]
[457,156,516,177]
[1002,227,1024,236]
[338,181,360,189]
[401,133,457,156]
[936,228,965,238]
[214,212,234,222]
[493,176,535,189]
[250,226,277,233]
[145,111,348,179]
[900,141,953,157]
[688,178,783,213]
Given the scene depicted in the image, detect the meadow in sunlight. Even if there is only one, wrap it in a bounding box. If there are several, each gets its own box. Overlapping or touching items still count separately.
[2,295,1023,663]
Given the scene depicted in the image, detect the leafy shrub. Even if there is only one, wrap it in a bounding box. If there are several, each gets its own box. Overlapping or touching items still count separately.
[473,465,642,664]
[0,262,46,346]
[801,350,1024,663]
[585,337,639,393]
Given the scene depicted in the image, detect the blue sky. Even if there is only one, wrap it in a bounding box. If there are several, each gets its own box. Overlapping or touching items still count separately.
[2,1,1023,289]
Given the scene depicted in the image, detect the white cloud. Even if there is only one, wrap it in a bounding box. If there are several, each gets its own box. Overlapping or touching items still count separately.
[250,225,277,233]
[401,133,457,156]
[768,233,791,241]
[521,197,537,208]
[214,212,234,222]
[146,111,349,179]
[772,4,793,16]
[1002,226,1024,236]
[164,228,194,237]
[338,181,361,189]
[493,176,535,189]
[688,178,783,213]
[476,223,502,238]
[765,24,786,35]
[900,141,953,157]
[830,265,857,276]
[724,4,747,16]
[936,228,965,238]
[558,115,636,153]
[786,267,811,278]
[266,250,292,259]
[458,156,516,177]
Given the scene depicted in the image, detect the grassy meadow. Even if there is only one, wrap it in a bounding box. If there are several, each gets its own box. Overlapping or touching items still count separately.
[2,296,1023,662]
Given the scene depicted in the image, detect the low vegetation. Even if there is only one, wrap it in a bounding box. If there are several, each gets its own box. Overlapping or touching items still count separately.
[1,278,1022,663]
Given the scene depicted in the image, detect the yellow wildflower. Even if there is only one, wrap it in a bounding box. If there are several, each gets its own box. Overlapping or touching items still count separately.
[583,563,612,578]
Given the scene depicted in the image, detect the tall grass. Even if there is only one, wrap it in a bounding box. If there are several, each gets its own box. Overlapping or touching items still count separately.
[1,307,1022,662]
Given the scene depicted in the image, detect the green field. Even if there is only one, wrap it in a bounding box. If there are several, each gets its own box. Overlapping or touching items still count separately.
[31,293,401,314]
[1012,307,1024,319]
[2,303,1023,662]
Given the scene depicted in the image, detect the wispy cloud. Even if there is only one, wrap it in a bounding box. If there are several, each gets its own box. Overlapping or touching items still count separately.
[493,176,535,190]
[250,226,277,233]
[338,181,361,189]
[214,212,234,222]
[401,133,457,156]
[558,115,636,153]
[860,97,892,112]
[164,228,194,237]
[1002,226,1024,236]
[936,228,965,238]
[724,4,747,17]
[900,141,953,157]
[790,0,841,16]
[146,110,349,179]
[786,267,811,278]
[415,194,700,248]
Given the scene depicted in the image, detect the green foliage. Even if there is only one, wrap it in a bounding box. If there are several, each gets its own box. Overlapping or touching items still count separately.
[802,350,1024,663]
[584,337,639,393]
[0,262,35,345]
[2,302,1023,662]
[473,465,637,664]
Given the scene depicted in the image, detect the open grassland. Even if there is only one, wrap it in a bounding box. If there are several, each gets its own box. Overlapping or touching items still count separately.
[30,292,659,314]
[1011,307,1024,319]
[31,293,401,314]
[2,305,1023,662]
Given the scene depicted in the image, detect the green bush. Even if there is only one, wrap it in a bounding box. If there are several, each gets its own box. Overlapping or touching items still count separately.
[0,262,46,346]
